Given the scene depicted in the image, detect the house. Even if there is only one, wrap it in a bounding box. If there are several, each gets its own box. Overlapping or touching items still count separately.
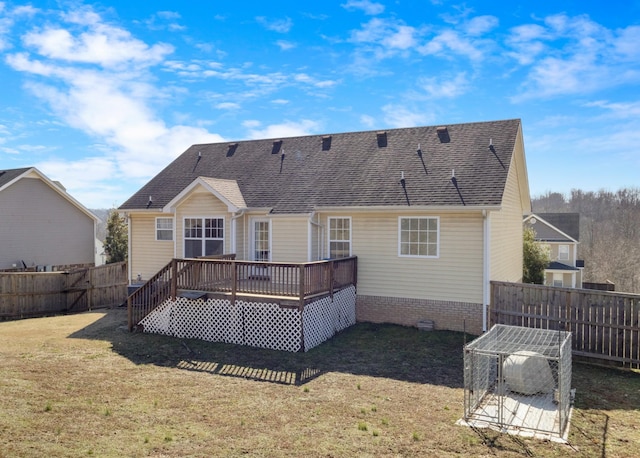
[523,213,584,288]
[120,119,531,336]
[0,167,98,271]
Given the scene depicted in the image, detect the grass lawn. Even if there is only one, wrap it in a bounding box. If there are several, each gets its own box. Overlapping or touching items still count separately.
[1,308,639,457]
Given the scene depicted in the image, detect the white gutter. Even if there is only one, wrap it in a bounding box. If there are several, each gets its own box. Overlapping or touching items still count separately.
[482,210,491,332]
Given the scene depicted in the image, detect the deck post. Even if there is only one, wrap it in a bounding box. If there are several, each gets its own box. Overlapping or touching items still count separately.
[171,259,178,300]
[329,260,334,300]
[127,295,133,331]
[231,261,237,305]
[299,264,306,352]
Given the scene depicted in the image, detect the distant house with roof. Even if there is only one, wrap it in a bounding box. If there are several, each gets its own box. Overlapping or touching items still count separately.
[524,213,584,288]
[0,167,98,271]
[120,119,530,335]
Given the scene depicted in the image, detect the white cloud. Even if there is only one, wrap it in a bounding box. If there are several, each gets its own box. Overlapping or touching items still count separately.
[21,21,173,68]
[216,102,241,110]
[360,114,376,128]
[143,10,186,32]
[245,120,320,139]
[418,72,469,98]
[256,16,293,33]
[341,0,385,15]
[276,40,296,50]
[463,15,499,36]
[508,14,640,100]
[381,104,433,128]
[271,99,289,105]
[4,6,224,206]
[419,29,486,61]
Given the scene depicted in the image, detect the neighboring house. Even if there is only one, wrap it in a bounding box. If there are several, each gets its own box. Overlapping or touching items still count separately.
[0,167,98,271]
[120,119,531,334]
[523,213,584,288]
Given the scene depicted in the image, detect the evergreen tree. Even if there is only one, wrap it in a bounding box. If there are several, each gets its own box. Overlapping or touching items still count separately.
[104,209,128,263]
[523,227,549,284]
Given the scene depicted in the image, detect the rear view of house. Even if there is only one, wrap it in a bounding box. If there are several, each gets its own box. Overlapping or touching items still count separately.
[0,167,98,271]
[121,119,531,335]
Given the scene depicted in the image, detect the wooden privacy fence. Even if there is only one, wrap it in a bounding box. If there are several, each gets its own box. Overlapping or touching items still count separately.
[0,262,128,320]
[491,281,640,368]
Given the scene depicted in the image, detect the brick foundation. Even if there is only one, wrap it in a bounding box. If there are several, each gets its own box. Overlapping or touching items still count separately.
[356,295,484,335]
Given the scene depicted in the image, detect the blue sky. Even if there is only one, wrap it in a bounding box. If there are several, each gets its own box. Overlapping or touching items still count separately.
[1,0,639,208]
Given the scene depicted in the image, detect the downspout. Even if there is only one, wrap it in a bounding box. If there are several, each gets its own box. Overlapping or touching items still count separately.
[482,210,491,332]
[308,211,325,261]
[231,209,246,257]
[125,213,132,284]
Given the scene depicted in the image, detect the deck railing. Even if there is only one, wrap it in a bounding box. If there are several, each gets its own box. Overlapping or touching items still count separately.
[128,256,357,331]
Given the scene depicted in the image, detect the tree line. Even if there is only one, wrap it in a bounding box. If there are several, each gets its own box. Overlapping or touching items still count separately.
[532,187,640,293]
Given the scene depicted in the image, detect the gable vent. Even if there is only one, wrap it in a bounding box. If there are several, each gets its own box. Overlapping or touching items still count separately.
[271,140,283,154]
[321,135,332,151]
[436,126,450,143]
[376,131,387,148]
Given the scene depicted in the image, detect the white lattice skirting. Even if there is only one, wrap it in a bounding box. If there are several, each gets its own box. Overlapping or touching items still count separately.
[138,285,356,352]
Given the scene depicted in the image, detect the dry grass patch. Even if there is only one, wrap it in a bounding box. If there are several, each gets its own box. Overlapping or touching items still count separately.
[0,308,639,457]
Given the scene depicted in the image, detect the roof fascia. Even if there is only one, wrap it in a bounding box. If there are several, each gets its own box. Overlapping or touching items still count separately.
[313,205,501,213]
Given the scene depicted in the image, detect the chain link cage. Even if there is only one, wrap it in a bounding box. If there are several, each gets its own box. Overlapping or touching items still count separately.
[463,324,573,440]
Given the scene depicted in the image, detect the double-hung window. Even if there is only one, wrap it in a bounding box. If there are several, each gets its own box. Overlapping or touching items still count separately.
[184,217,224,258]
[156,217,174,241]
[558,244,569,261]
[328,217,351,258]
[399,217,439,257]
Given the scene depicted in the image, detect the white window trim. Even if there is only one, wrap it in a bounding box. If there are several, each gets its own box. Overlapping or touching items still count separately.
[250,217,272,262]
[183,215,225,258]
[558,244,570,261]
[327,216,352,259]
[398,216,440,258]
[155,217,174,241]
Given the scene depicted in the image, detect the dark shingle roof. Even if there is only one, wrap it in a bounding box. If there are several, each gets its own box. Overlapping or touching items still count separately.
[548,261,580,271]
[0,167,31,189]
[535,213,579,241]
[120,119,522,213]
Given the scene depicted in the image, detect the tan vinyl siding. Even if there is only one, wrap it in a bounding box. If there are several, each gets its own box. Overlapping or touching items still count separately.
[175,190,231,258]
[548,242,576,264]
[0,177,95,269]
[271,217,309,262]
[321,211,484,304]
[490,141,527,283]
[129,213,174,281]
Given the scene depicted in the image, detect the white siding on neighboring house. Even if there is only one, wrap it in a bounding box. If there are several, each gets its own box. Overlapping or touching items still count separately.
[0,177,95,270]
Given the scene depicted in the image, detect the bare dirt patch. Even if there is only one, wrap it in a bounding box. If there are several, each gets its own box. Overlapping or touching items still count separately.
[1,309,639,457]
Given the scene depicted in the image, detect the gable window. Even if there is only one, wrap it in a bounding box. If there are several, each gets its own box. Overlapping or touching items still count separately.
[558,244,569,261]
[184,217,224,258]
[156,217,174,241]
[399,217,439,257]
[328,217,351,258]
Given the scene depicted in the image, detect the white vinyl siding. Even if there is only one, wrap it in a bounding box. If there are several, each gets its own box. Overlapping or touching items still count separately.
[490,140,527,283]
[328,217,351,258]
[398,217,439,258]
[323,211,484,304]
[155,217,173,241]
[129,213,174,281]
[0,177,95,270]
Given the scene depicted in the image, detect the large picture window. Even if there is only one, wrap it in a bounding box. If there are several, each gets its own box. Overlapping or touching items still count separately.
[399,217,439,257]
[156,217,174,241]
[184,217,224,258]
[328,217,351,258]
